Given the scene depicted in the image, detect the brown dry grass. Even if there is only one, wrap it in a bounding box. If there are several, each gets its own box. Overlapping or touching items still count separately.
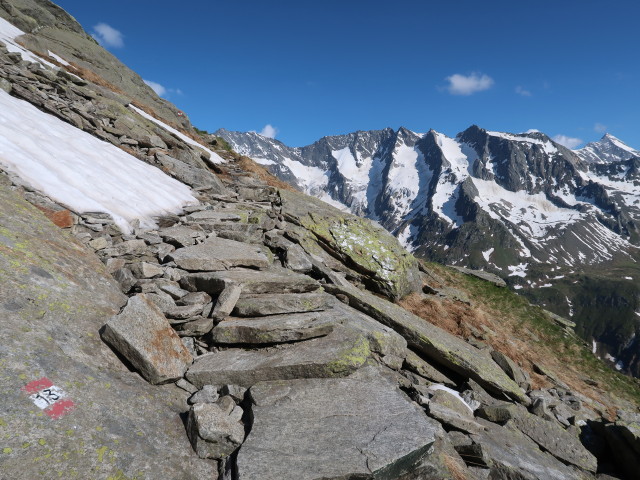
[400,263,638,417]
[443,454,469,480]
[222,156,298,192]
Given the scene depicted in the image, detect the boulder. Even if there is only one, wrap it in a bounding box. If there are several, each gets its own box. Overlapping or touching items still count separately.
[180,268,321,295]
[325,282,528,404]
[233,292,329,316]
[159,225,205,247]
[236,367,441,479]
[210,312,336,344]
[186,326,372,388]
[427,389,485,434]
[279,189,421,300]
[506,405,597,472]
[469,419,590,480]
[168,237,270,271]
[404,349,457,387]
[101,294,193,384]
[186,400,245,459]
[491,350,531,390]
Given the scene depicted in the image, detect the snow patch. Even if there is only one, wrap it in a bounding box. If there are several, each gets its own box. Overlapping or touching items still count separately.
[482,248,494,262]
[427,385,474,413]
[0,89,197,233]
[508,263,528,277]
[0,17,57,68]
[129,105,225,164]
[48,50,70,66]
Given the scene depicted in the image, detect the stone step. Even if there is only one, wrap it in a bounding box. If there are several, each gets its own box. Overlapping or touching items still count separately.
[180,269,321,295]
[168,237,270,271]
[210,311,337,345]
[186,326,371,388]
[233,292,330,317]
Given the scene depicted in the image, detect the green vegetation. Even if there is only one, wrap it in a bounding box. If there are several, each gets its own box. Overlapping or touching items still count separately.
[422,261,640,407]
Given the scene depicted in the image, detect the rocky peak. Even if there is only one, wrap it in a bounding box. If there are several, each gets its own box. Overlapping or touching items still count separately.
[577,132,640,164]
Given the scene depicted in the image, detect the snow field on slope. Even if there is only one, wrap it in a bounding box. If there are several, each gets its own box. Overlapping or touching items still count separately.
[129,105,225,164]
[487,130,558,155]
[431,133,470,226]
[0,89,197,233]
[384,143,424,221]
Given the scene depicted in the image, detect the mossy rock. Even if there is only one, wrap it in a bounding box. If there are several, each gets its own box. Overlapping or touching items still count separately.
[279,189,421,300]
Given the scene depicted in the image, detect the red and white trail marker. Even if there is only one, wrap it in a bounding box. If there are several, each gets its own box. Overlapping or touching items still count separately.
[22,377,76,419]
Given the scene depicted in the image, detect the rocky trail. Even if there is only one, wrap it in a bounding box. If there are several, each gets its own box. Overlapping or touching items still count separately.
[0,3,639,479]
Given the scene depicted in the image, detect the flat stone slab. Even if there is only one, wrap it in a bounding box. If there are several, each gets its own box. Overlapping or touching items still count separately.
[236,367,440,480]
[168,237,270,271]
[210,312,336,344]
[233,292,329,316]
[469,419,589,480]
[186,326,370,388]
[158,225,204,247]
[180,268,321,295]
[508,406,597,472]
[101,294,193,384]
[451,266,507,288]
[325,283,527,403]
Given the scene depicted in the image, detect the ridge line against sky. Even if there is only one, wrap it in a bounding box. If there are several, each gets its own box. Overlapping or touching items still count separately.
[55,0,640,148]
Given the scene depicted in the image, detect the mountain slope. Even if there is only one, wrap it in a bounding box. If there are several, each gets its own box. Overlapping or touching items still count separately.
[218,127,640,377]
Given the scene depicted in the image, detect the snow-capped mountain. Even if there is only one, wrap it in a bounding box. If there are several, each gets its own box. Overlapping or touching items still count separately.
[218,126,640,375]
[219,126,640,268]
[576,133,640,164]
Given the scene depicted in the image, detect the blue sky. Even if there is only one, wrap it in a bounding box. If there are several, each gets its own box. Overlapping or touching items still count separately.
[54,0,639,149]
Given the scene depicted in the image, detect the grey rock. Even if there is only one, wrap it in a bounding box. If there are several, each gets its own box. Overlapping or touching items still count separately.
[188,385,220,405]
[470,418,591,480]
[507,405,597,472]
[112,267,136,293]
[146,291,177,313]
[450,266,508,287]
[210,312,336,345]
[159,282,190,300]
[491,350,531,390]
[220,385,247,402]
[179,291,213,305]
[88,236,110,250]
[176,378,199,394]
[187,401,245,459]
[283,243,313,272]
[325,282,528,404]
[101,294,193,384]
[114,239,148,256]
[156,152,227,192]
[174,316,214,337]
[129,261,164,279]
[476,403,520,424]
[427,389,484,434]
[159,225,204,247]
[105,257,126,273]
[186,210,242,222]
[212,284,242,320]
[180,268,321,295]
[165,303,204,320]
[186,326,372,388]
[168,237,270,271]
[236,366,441,480]
[233,292,329,316]
[404,349,457,387]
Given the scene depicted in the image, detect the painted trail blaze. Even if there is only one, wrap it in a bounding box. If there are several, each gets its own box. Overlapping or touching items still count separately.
[22,377,76,419]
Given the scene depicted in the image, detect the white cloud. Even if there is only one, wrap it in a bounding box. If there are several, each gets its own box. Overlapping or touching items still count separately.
[553,134,583,149]
[445,72,494,95]
[594,123,607,133]
[144,80,167,97]
[515,86,532,97]
[525,129,540,133]
[259,124,278,138]
[92,23,124,48]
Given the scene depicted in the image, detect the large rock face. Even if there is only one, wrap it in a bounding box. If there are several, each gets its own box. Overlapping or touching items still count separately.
[236,367,441,480]
[0,184,215,479]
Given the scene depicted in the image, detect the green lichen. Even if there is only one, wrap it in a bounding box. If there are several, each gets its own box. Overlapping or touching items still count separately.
[326,337,371,375]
